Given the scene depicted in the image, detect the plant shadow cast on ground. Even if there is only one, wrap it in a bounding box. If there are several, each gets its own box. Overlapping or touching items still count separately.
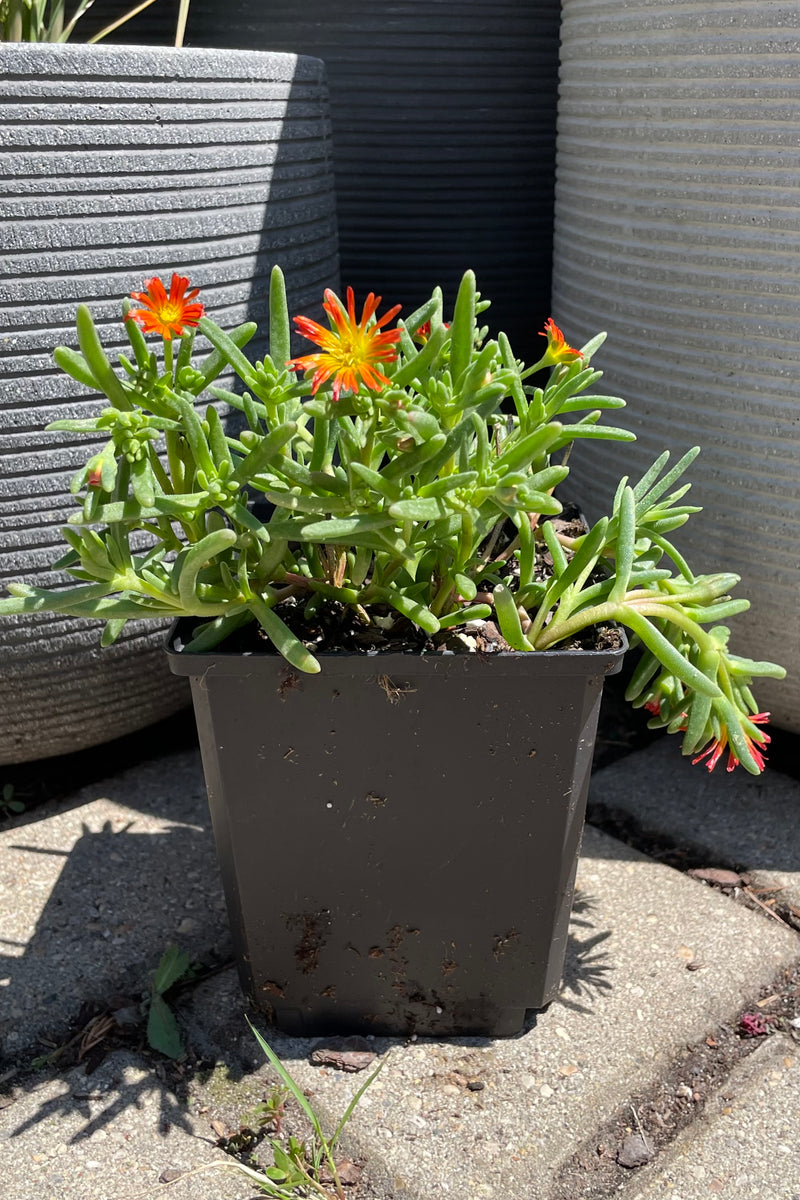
[2,874,614,1147]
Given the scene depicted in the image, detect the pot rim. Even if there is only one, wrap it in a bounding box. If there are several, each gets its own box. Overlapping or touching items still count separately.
[0,41,325,76]
[164,616,628,679]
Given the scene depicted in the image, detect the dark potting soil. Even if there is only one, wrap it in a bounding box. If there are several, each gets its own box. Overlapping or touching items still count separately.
[198,508,622,659]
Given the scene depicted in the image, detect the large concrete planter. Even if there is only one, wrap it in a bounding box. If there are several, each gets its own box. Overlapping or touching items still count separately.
[0,43,339,763]
[177,0,561,358]
[552,1,800,731]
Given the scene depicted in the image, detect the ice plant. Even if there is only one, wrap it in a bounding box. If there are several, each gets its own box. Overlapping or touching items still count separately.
[288,286,401,401]
[0,268,785,774]
[538,317,583,366]
[127,273,205,341]
[692,712,770,774]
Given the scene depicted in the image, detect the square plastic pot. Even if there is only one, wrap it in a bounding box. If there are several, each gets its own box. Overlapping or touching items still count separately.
[167,624,625,1037]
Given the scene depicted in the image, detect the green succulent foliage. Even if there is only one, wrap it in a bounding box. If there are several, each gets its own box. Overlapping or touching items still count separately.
[0,268,784,772]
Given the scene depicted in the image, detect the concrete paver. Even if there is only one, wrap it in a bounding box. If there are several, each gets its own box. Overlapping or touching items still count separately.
[629,1033,799,1200]
[178,825,798,1200]
[0,750,231,1063]
[0,1051,250,1200]
[588,738,800,911]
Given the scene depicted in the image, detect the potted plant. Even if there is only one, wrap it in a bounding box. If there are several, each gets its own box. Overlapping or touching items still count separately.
[0,267,784,1035]
[0,6,338,762]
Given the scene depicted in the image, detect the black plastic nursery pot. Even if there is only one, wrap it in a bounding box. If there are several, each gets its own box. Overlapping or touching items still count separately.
[166,625,625,1037]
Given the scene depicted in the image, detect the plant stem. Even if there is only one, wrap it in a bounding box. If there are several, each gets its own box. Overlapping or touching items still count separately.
[629,602,717,653]
[6,0,24,39]
[163,336,174,384]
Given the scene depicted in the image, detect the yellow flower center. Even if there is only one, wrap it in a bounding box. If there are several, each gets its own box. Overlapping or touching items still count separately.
[159,301,184,324]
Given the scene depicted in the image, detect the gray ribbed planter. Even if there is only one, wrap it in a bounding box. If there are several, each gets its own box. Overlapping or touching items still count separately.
[174,0,560,357]
[0,43,339,764]
[552,1,800,731]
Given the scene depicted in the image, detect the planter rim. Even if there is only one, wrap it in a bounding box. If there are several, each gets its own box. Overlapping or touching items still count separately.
[0,41,325,76]
[165,619,627,679]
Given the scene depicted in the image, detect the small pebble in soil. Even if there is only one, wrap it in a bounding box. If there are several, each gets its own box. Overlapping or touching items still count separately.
[617,1134,654,1169]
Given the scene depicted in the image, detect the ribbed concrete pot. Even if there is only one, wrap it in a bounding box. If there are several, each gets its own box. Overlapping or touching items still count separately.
[552,1,800,731]
[176,0,560,357]
[0,43,339,764]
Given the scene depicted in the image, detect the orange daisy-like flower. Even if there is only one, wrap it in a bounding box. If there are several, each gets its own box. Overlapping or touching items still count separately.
[288,287,401,402]
[692,712,771,773]
[539,318,583,366]
[127,274,205,341]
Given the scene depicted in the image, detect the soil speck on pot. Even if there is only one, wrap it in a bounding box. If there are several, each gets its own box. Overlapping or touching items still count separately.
[278,669,301,698]
[261,980,286,997]
[493,929,520,960]
[376,674,417,703]
[286,910,331,974]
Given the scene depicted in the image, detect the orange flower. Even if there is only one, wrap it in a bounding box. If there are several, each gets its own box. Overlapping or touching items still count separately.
[539,318,583,366]
[127,274,205,340]
[413,319,449,345]
[692,712,770,773]
[288,288,401,402]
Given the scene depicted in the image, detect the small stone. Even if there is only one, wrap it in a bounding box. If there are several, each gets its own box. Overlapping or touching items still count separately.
[539,1084,554,1098]
[687,867,743,888]
[467,1080,485,1091]
[617,1134,654,1168]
